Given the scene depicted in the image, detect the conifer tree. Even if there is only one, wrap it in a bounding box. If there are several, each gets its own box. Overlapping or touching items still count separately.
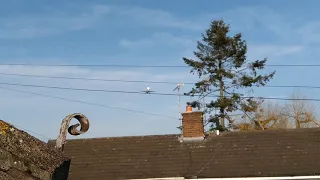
[183,20,275,131]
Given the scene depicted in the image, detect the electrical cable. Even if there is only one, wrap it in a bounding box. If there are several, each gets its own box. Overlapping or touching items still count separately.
[0,72,189,84]
[0,72,319,89]
[0,86,177,119]
[0,81,183,96]
[1,81,320,102]
[0,63,320,67]
[0,63,187,67]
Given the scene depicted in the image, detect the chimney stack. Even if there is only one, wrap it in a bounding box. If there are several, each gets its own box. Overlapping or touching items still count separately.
[181,105,204,141]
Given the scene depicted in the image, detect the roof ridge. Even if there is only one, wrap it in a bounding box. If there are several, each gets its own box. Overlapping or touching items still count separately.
[48,127,320,143]
[48,133,181,142]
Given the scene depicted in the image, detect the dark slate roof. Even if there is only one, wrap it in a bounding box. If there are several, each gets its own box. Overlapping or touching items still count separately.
[49,128,320,180]
[0,120,70,180]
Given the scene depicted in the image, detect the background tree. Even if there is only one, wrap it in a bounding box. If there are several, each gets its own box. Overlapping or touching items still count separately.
[236,100,290,131]
[183,19,275,131]
[283,92,320,128]
[235,92,320,131]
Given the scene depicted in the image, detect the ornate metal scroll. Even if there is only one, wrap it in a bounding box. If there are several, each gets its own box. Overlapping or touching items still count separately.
[55,113,89,151]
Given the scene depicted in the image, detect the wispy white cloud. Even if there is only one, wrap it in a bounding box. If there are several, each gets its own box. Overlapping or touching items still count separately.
[0,16,92,39]
[0,5,111,39]
[116,5,311,60]
[120,32,304,62]
[247,44,305,60]
[119,32,195,54]
[0,65,89,76]
[119,39,156,50]
[0,4,202,39]
[2,3,320,43]
[220,6,320,46]
[295,21,320,44]
[96,4,204,31]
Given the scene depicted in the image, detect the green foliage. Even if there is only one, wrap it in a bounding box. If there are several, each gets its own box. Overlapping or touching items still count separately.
[183,19,275,131]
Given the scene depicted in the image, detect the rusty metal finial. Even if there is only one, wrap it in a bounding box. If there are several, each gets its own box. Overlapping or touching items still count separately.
[55,113,89,151]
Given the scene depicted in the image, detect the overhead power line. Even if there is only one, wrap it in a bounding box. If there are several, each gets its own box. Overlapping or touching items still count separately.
[0,72,189,85]
[0,63,320,67]
[0,72,320,89]
[263,85,320,89]
[0,86,177,119]
[1,81,320,102]
[250,96,320,102]
[265,64,320,67]
[0,63,187,68]
[0,81,182,96]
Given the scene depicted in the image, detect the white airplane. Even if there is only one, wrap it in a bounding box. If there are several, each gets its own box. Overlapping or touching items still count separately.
[142,86,154,94]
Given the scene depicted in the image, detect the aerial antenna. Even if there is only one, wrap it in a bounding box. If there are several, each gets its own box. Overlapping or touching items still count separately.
[173,83,184,121]
[201,77,211,122]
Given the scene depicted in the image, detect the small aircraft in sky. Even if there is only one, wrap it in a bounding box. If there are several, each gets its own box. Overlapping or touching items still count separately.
[142,86,154,94]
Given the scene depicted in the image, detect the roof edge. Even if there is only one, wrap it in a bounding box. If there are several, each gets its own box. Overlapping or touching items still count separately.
[130,175,320,180]
[47,134,181,143]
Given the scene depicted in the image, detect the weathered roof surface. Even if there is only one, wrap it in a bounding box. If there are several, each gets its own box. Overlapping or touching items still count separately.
[0,120,70,180]
[0,171,17,180]
[49,128,320,180]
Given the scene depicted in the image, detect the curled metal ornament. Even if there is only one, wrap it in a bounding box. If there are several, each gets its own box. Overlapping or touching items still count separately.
[55,113,89,151]
[67,114,89,135]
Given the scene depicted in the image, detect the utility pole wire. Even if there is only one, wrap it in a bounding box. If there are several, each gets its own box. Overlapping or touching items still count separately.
[1,81,320,102]
[0,86,177,119]
[0,63,188,67]
[1,72,320,89]
[0,81,186,96]
[0,72,189,84]
[1,63,320,67]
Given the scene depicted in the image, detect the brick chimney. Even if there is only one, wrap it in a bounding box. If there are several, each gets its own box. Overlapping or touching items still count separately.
[181,105,204,141]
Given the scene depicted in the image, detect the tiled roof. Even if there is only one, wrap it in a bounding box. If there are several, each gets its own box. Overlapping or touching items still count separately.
[49,128,320,180]
[0,120,70,180]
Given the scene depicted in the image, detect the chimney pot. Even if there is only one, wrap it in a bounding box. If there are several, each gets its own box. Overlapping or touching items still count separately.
[186,105,192,112]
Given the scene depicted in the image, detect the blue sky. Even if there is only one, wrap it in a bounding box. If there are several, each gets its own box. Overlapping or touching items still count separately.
[1,0,320,141]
